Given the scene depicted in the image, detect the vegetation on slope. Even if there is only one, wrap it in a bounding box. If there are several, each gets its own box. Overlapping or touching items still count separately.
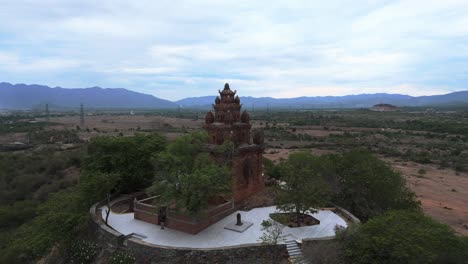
[0,133,166,263]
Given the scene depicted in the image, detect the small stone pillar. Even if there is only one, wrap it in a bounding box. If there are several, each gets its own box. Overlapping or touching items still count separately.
[236,213,243,226]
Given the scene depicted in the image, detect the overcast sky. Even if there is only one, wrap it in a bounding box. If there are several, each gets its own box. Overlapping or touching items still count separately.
[1,0,467,100]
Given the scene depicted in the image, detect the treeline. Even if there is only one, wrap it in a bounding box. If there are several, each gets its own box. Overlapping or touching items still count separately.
[263,124,468,172]
[254,110,468,135]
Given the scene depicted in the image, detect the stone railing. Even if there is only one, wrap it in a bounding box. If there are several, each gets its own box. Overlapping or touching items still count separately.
[333,205,361,224]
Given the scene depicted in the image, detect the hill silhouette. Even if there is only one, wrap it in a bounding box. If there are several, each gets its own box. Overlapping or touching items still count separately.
[0,82,177,109]
[1,82,467,110]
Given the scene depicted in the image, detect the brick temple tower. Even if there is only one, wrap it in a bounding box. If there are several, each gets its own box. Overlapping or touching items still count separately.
[204,83,265,202]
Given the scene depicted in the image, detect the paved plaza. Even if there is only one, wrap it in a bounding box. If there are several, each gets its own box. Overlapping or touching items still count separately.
[102,206,347,248]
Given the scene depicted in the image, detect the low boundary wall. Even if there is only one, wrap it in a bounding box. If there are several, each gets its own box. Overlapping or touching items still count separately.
[134,196,237,234]
[301,205,360,257]
[333,205,361,224]
[89,202,287,264]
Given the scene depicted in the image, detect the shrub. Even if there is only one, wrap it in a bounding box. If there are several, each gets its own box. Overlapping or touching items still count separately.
[110,251,136,264]
[339,210,468,264]
[68,240,99,264]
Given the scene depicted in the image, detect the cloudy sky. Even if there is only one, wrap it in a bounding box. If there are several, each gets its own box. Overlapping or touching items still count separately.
[1,0,467,100]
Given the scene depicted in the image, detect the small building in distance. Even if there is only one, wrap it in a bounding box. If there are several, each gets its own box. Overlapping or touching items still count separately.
[370,103,399,112]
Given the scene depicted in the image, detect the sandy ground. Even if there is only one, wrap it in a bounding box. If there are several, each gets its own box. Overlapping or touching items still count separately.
[0,132,28,144]
[49,115,203,131]
[292,129,344,137]
[264,148,336,163]
[387,159,468,236]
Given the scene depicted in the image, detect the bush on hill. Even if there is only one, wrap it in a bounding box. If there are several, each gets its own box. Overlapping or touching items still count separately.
[338,210,468,264]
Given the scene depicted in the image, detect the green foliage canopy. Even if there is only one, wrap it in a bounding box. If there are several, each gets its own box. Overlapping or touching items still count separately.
[275,152,331,222]
[83,133,166,193]
[339,210,468,264]
[333,149,419,221]
[155,131,207,175]
[263,157,281,180]
[148,132,231,215]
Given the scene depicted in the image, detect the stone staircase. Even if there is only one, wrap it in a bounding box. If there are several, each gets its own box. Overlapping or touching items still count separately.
[283,235,310,264]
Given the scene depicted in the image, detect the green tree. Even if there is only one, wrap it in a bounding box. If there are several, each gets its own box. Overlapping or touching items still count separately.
[259,219,285,245]
[334,149,419,221]
[263,157,281,180]
[148,153,231,215]
[78,171,119,206]
[148,132,231,215]
[154,131,207,176]
[214,140,235,165]
[83,133,166,193]
[259,219,285,263]
[276,152,331,225]
[339,210,468,264]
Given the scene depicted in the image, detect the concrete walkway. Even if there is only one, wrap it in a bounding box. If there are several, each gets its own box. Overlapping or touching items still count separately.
[102,206,347,248]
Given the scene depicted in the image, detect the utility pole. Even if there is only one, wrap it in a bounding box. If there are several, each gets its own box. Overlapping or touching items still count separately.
[267,103,270,122]
[45,103,50,121]
[80,103,85,127]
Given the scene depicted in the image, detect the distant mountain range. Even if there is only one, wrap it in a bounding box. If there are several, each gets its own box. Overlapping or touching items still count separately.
[0,82,176,109]
[1,82,467,110]
[176,91,468,109]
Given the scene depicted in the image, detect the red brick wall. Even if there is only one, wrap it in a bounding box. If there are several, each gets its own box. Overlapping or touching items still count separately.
[135,200,236,234]
[165,206,236,234]
[134,209,159,225]
[134,198,159,225]
[232,149,264,202]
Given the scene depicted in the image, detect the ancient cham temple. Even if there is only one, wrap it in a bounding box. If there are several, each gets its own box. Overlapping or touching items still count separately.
[133,83,265,234]
[204,83,265,202]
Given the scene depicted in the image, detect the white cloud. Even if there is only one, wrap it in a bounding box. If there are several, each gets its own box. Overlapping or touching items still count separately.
[0,51,83,72]
[0,0,467,100]
[119,67,176,74]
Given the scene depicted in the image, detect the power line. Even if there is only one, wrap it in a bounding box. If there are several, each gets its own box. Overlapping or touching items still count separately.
[45,103,50,121]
